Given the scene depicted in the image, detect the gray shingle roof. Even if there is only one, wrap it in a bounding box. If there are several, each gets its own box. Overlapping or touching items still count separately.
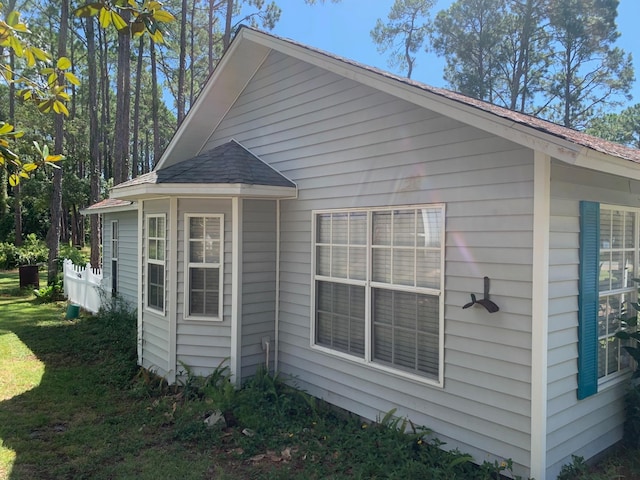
[114,140,295,189]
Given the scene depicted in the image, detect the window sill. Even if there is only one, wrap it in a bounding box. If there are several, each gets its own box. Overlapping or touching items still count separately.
[598,369,632,392]
[311,344,443,389]
[183,315,224,322]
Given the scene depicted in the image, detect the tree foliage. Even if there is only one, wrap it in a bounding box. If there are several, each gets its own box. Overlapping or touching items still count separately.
[371,0,434,79]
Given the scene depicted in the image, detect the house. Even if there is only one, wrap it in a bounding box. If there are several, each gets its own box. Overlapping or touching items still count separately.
[94,26,640,479]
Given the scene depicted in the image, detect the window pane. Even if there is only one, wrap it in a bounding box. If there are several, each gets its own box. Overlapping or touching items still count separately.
[416,251,441,289]
[392,249,415,286]
[418,296,440,335]
[610,251,624,290]
[607,338,620,375]
[317,214,331,243]
[611,211,624,249]
[191,268,205,290]
[157,240,165,261]
[206,268,220,293]
[315,281,365,357]
[373,211,391,246]
[148,217,157,237]
[156,217,165,236]
[205,218,220,240]
[190,240,204,263]
[350,212,367,245]
[349,247,366,280]
[393,210,415,247]
[374,324,392,363]
[600,209,611,248]
[394,292,416,329]
[419,209,442,248]
[598,339,607,378]
[332,246,348,278]
[332,213,348,244]
[625,251,636,289]
[625,211,635,248]
[394,328,416,369]
[372,248,391,283]
[317,246,330,276]
[149,239,157,260]
[190,217,204,239]
[191,291,204,315]
[417,333,439,375]
[374,289,393,325]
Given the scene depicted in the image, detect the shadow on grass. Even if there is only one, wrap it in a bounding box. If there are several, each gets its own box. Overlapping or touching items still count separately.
[0,272,215,480]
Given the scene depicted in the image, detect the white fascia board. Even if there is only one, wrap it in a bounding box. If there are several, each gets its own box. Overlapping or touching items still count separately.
[110,183,298,201]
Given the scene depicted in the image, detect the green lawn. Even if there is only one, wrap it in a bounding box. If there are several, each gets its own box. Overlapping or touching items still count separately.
[1,270,640,480]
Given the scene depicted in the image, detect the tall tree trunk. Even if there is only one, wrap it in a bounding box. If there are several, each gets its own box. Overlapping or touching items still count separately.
[132,36,144,178]
[47,0,69,284]
[113,10,131,185]
[150,38,161,166]
[99,26,111,180]
[9,49,22,246]
[223,0,233,49]
[86,16,101,268]
[177,0,188,125]
[208,0,216,74]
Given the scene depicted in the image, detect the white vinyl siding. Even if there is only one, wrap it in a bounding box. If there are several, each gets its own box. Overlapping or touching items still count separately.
[313,206,444,382]
[102,209,138,307]
[146,214,166,313]
[184,214,223,320]
[205,51,536,475]
[175,199,232,377]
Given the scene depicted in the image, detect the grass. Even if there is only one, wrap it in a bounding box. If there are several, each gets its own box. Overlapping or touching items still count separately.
[1,269,640,480]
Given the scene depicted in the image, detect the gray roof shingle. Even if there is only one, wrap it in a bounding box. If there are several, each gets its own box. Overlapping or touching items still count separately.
[114,140,295,189]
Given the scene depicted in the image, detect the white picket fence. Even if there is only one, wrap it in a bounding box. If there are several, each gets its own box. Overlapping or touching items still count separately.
[63,259,108,313]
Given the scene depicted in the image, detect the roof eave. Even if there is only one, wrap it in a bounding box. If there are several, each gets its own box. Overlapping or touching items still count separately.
[110,183,298,200]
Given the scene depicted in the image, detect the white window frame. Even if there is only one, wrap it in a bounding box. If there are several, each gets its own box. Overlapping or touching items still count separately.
[111,220,118,295]
[311,204,445,387]
[145,213,166,314]
[184,214,224,321]
[598,204,638,386]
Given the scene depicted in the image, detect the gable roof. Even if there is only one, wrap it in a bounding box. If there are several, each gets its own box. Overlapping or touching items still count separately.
[154,26,640,181]
[111,140,296,200]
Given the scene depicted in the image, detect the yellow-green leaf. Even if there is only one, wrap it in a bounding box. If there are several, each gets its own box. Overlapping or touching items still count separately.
[31,47,50,62]
[57,56,72,70]
[19,171,29,178]
[46,154,64,163]
[9,173,19,186]
[152,10,174,23]
[23,48,35,67]
[0,122,14,134]
[64,71,81,86]
[74,3,104,18]
[56,91,71,101]
[6,11,19,27]
[22,163,37,172]
[38,100,53,113]
[42,144,49,158]
[53,100,69,116]
[150,28,164,44]
[99,7,112,28]
[9,36,23,57]
[111,11,128,30]
[12,23,29,33]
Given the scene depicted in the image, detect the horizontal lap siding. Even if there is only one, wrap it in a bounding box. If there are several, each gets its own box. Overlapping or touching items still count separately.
[175,198,232,378]
[103,210,138,307]
[207,51,535,474]
[546,162,640,478]
[241,200,277,380]
[141,200,170,376]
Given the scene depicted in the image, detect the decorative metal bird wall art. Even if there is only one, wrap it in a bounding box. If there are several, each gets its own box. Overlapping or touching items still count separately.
[463,276,500,313]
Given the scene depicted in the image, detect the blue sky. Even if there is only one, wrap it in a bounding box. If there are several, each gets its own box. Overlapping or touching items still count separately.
[267,0,640,110]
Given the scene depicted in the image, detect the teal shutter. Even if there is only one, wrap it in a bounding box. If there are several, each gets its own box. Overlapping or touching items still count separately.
[577,201,600,399]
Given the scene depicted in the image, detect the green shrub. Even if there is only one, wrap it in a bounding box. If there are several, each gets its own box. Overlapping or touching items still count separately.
[0,242,19,269]
[59,243,89,266]
[17,233,48,266]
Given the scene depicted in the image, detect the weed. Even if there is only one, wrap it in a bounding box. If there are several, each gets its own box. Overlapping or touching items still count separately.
[558,455,589,480]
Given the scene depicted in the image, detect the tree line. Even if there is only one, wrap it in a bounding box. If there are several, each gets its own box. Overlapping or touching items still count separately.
[372,0,635,132]
[0,0,637,279]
